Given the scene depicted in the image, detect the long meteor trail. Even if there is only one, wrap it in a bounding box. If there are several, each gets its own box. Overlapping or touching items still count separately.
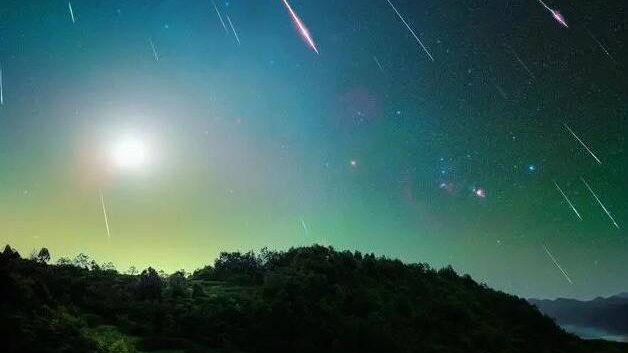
[211,0,228,34]
[226,15,240,46]
[581,178,620,230]
[68,2,76,24]
[553,181,582,220]
[542,244,574,285]
[281,0,319,54]
[563,123,602,164]
[385,0,434,61]
[536,0,568,28]
[99,189,111,240]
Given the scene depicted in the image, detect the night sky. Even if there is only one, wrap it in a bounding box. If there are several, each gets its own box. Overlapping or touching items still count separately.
[0,0,626,300]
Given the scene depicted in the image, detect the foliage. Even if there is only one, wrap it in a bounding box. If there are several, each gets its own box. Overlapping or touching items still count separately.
[137,267,164,300]
[1,243,627,353]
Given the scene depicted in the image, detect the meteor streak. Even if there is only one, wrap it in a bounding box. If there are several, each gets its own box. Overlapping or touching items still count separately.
[211,0,228,34]
[588,31,617,64]
[536,0,568,28]
[553,181,582,220]
[149,38,159,61]
[226,15,241,46]
[373,56,385,73]
[506,46,535,80]
[563,123,602,164]
[542,244,574,285]
[385,0,434,61]
[0,64,3,106]
[581,178,620,230]
[99,189,111,239]
[299,216,309,236]
[281,0,319,54]
[493,82,508,100]
[68,2,76,24]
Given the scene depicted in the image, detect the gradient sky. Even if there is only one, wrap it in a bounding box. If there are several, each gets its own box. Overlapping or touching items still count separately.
[0,0,626,299]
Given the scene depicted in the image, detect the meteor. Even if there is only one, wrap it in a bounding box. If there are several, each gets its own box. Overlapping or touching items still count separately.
[563,123,602,164]
[373,56,385,73]
[211,0,228,34]
[0,64,3,105]
[542,244,574,285]
[99,189,111,239]
[536,0,568,28]
[299,216,309,237]
[385,0,434,61]
[281,0,319,54]
[506,45,535,81]
[588,31,617,64]
[226,15,241,46]
[581,178,620,230]
[493,82,508,100]
[148,38,159,61]
[68,2,76,24]
[553,181,582,220]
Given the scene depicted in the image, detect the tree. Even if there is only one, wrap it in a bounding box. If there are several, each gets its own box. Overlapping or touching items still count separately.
[36,248,51,264]
[100,262,117,272]
[73,253,90,268]
[127,266,138,275]
[137,267,164,300]
[213,250,263,284]
[168,271,188,298]
[57,257,72,265]
[1,244,20,259]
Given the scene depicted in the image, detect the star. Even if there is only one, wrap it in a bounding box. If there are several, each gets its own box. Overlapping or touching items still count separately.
[473,188,486,198]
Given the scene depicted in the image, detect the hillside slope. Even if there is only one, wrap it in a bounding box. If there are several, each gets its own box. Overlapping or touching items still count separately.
[1,244,626,353]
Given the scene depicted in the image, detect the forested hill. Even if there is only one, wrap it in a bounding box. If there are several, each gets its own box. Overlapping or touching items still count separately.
[1,244,625,353]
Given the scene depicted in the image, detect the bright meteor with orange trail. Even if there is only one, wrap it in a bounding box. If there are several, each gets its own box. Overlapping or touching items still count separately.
[281,0,319,55]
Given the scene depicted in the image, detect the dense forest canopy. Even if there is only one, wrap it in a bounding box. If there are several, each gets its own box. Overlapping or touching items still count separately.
[1,244,626,353]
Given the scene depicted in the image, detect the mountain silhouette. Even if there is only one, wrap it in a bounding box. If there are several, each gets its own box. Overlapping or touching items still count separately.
[2,244,626,353]
[530,294,628,342]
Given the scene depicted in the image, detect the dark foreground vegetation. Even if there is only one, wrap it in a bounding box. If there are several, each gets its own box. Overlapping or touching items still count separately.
[1,244,625,353]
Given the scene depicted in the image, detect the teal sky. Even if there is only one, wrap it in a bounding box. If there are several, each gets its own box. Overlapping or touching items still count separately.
[0,0,627,300]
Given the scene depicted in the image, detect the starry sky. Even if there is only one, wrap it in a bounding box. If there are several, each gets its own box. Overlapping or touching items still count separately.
[0,0,626,300]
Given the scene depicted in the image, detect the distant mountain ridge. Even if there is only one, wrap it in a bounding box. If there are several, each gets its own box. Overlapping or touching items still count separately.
[530,293,628,341]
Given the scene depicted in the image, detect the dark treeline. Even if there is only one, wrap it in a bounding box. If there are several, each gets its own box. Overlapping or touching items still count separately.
[0,244,625,353]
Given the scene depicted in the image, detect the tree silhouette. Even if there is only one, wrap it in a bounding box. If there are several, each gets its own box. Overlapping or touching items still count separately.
[1,244,20,259]
[167,271,187,298]
[73,253,90,268]
[36,248,51,264]
[137,267,164,300]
